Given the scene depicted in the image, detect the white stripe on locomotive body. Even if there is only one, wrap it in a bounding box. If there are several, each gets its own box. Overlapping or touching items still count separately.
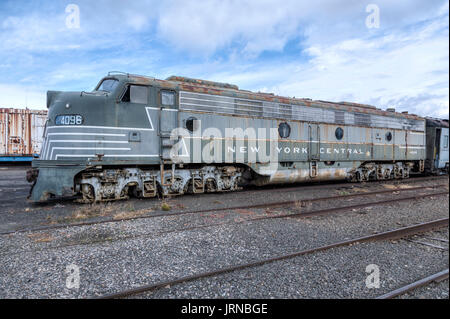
[102,154,160,157]
[179,91,425,132]
[44,126,139,160]
[144,107,155,130]
[49,140,129,144]
[41,133,128,158]
[55,154,95,160]
[47,132,127,137]
[45,140,130,160]
[50,147,131,160]
[55,154,160,160]
[40,138,48,159]
[46,125,154,131]
[42,133,129,160]
[398,146,426,149]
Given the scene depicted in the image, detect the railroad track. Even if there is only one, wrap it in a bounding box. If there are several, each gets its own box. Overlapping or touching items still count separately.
[4,187,448,258]
[376,269,449,299]
[240,174,448,196]
[405,231,449,251]
[93,218,449,299]
[1,181,447,236]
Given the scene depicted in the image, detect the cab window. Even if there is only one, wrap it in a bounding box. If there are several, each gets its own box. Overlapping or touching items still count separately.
[121,85,148,104]
[96,79,119,93]
[161,90,175,106]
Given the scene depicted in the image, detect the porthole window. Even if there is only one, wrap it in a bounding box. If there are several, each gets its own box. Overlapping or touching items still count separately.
[278,122,291,138]
[185,117,198,132]
[335,127,344,140]
[386,132,392,141]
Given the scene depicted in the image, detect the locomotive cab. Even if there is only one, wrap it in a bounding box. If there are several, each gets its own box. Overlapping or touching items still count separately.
[28,73,181,201]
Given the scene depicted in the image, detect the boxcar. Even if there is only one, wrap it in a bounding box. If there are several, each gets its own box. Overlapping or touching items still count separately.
[0,108,47,162]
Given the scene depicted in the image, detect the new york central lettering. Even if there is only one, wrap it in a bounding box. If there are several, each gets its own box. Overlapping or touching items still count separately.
[226,146,365,155]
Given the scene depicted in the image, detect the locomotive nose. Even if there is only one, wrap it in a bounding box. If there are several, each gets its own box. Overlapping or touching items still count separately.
[46,90,107,122]
[47,90,62,108]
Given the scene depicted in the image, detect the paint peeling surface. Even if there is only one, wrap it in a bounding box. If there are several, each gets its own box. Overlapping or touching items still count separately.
[0,108,47,157]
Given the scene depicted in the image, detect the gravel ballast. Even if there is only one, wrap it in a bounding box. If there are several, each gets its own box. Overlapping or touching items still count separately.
[0,189,447,298]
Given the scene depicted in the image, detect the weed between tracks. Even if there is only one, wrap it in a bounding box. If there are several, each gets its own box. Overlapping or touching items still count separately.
[70,204,115,221]
[27,232,54,243]
[161,202,171,211]
[112,203,152,220]
[47,202,155,224]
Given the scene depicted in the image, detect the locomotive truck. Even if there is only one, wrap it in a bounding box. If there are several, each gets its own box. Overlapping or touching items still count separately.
[26,72,448,202]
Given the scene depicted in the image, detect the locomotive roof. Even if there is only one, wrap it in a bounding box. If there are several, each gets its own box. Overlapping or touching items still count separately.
[425,117,449,128]
[106,72,424,122]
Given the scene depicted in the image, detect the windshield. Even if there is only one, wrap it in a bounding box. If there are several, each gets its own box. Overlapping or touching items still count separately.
[95,79,119,93]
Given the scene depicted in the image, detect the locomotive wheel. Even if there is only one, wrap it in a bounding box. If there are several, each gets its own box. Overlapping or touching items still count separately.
[205,179,217,192]
[80,184,95,203]
[119,186,130,200]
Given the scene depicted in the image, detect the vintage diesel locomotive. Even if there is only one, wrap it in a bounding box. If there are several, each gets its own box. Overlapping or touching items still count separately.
[27,72,448,202]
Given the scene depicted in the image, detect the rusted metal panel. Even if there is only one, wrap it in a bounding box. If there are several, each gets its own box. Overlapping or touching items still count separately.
[166,75,239,90]
[0,108,47,157]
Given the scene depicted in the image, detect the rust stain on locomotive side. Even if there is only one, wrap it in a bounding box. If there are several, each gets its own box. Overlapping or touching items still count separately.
[269,167,348,184]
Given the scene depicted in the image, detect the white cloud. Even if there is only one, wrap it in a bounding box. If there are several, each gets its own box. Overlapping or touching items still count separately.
[157,0,306,55]
[0,84,45,109]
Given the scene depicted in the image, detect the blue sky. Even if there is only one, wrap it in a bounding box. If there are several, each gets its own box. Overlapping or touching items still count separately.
[0,0,448,118]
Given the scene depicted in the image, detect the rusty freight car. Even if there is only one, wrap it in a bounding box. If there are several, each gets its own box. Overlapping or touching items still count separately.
[0,108,47,162]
